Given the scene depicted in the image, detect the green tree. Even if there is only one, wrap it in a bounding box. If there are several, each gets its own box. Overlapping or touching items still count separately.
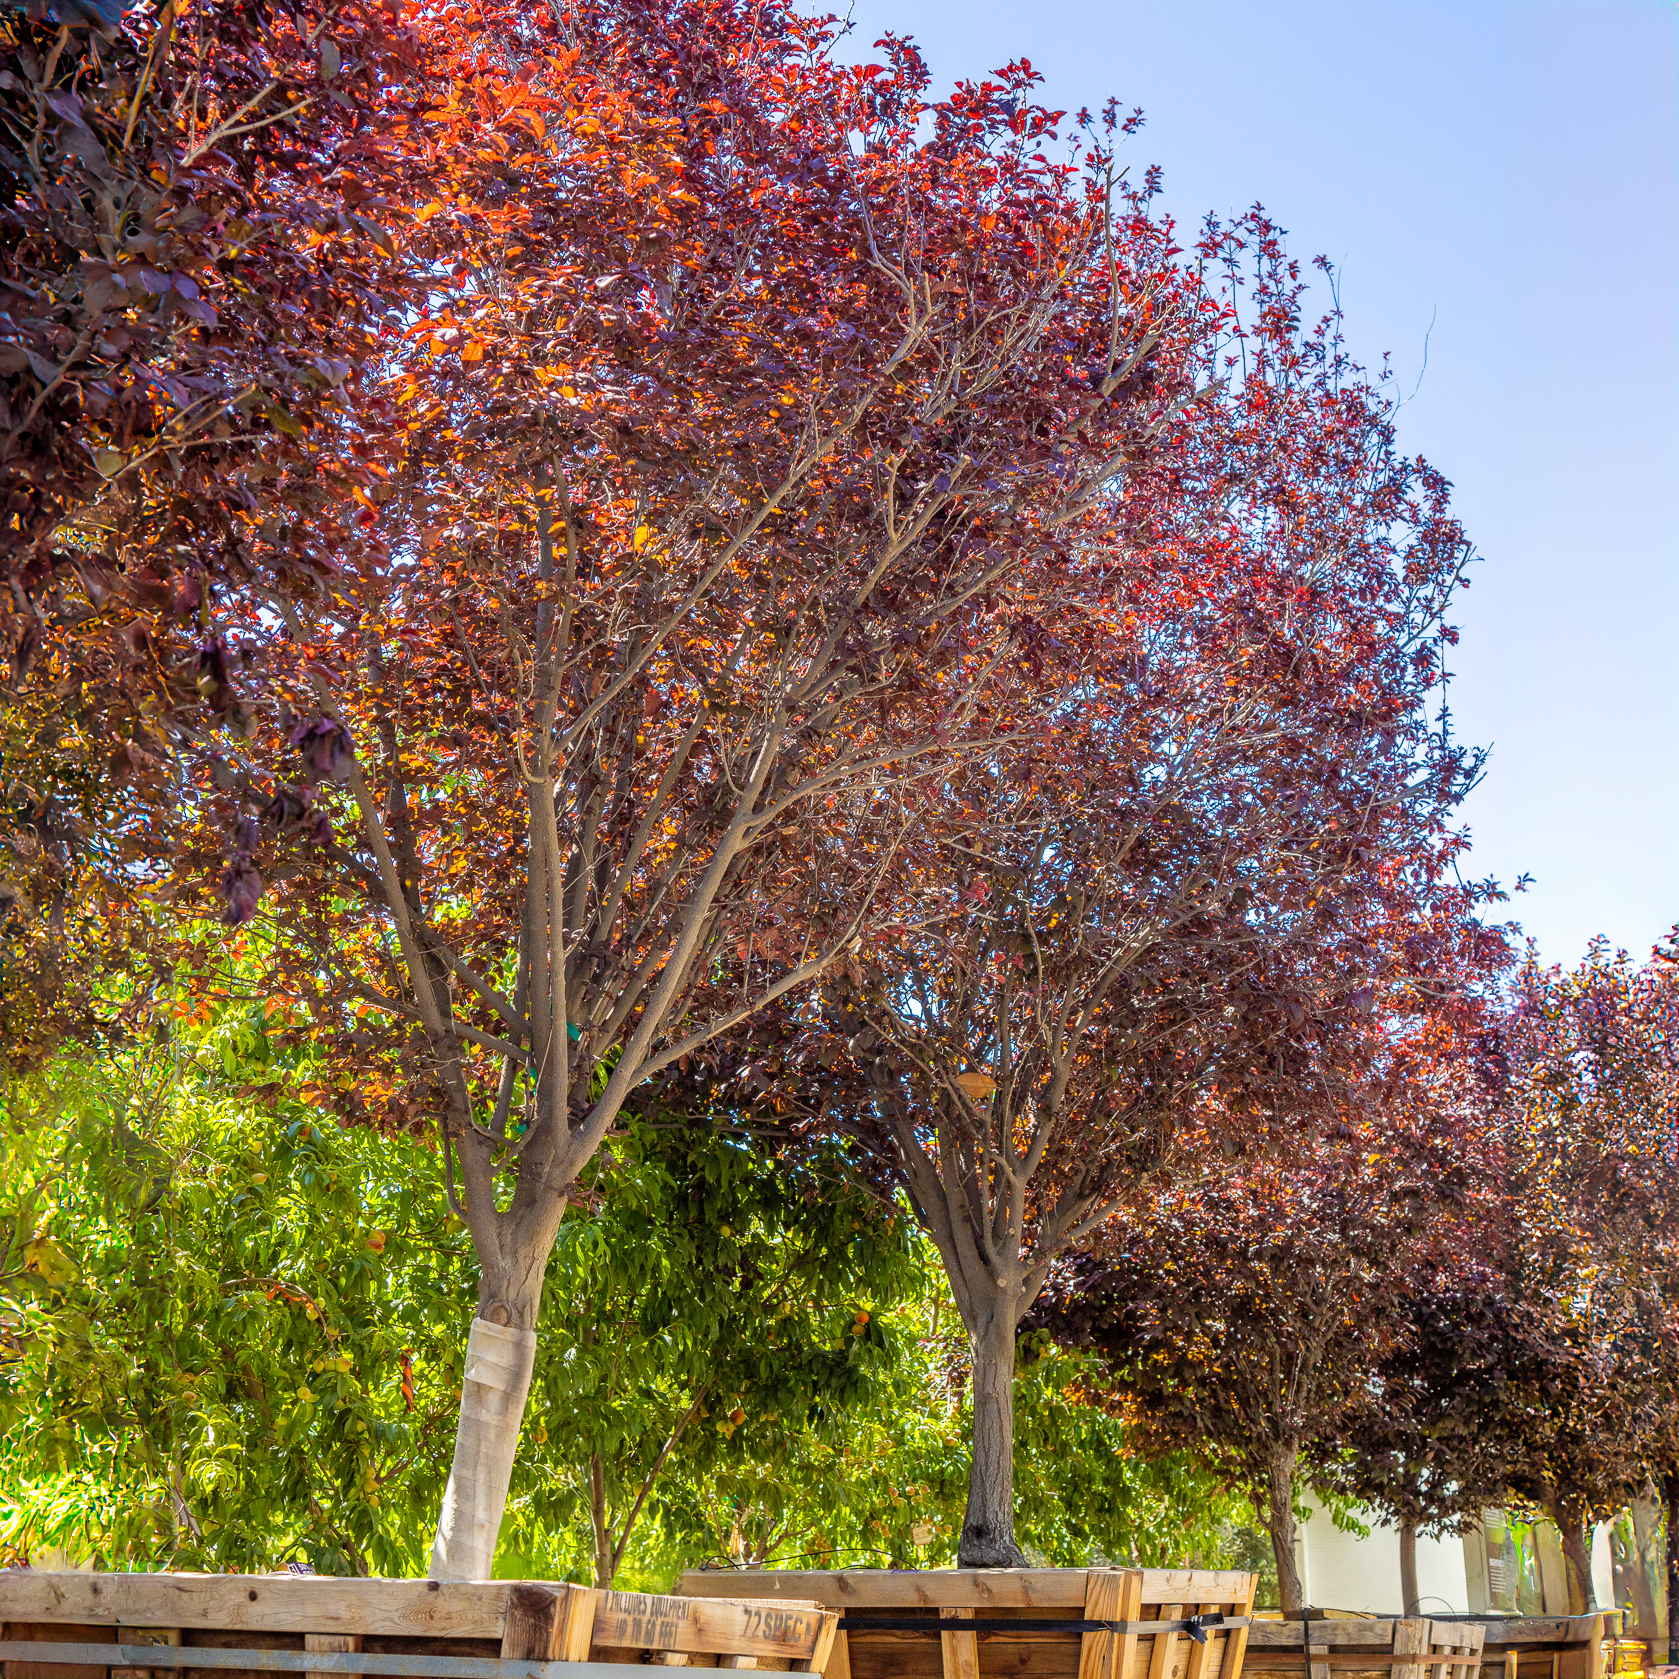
[0,999,474,1574]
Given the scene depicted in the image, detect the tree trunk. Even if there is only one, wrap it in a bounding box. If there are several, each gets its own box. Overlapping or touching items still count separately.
[1263,1445,1306,1615]
[1626,1492,1660,1646]
[429,1263,548,1580]
[1555,1505,1596,1615]
[1399,1518,1420,1616]
[1664,1470,1679,1664]
[590,1451,615,1588]
[959,1301,1027,1567]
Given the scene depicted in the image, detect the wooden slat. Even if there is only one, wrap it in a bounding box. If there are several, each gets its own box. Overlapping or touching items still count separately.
[588,1596,826,1662]
[2,1621,116,1679]
[1251,1629,1404,1651]
[1220,1571,1258,1679]
[1394,1619,1430,1679]
[1137,1584,1255,1612]
[500,1588,576,1664]
[1146,1604,1187,1679]
[676,1576,1092,1612]
[1181,1605,1220,1679]
[553,1594,595,1667]
[791,1620,837,1678]
[1111,1575,1146,1679]
[810,1635,847,1679]
[938,1609,977,1679]
[0,1582,518,1643]
[305,1633,360,1679]
[1078,1571,1126,1679]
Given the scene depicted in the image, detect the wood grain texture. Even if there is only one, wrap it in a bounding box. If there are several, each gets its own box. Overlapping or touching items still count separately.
[939,1612,978,1679]
[1,1619,116,1679]
[588,1594,826,1662]
[819,1634,850,1679]
[305,1630,361,1679]
[0,1581,520,1642]
[676,1578,1092,1613]
[793,1619,838,1677]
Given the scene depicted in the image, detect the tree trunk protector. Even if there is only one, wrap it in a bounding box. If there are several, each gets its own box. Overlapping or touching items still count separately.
[429,1316,540,1581]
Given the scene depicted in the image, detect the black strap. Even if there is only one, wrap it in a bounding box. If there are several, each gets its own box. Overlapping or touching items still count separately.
[837,1614,1247,1644]
[1290,1608,1321,1679]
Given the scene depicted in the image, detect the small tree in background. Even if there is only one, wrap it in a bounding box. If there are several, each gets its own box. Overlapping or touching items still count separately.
[1311,1276,1524,1614]
[1496,940,1679,1617]
[1030,1007,1503,1612]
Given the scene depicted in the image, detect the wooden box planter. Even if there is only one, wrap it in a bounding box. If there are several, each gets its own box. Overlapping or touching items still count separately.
[1243,1614,1622,1679]
[675,1568,1258,1679]
[0,1575,838,1679]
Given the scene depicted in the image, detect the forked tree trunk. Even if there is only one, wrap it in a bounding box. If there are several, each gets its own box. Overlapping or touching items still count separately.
[959,1300,1028,1567]
[1262,1444,1306,1615]
[1399,1518,1420,1616]
[429,1259,549,1579]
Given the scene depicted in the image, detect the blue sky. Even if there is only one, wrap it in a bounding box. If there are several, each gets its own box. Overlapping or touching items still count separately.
[831,0,1679,969]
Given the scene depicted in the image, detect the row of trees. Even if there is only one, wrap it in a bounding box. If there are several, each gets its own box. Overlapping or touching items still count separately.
[5,0,1670,1630]
[3,0,1494,1577]
[1032,940,1679,1630]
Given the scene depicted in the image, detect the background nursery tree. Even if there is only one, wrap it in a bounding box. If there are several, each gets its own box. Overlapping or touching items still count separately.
[1495,941,1679,1616]
[156,2,1214,1579]
[1030,1022,1500,1613]
[1311,1273,1522,1614]
[507,1121,919,1588]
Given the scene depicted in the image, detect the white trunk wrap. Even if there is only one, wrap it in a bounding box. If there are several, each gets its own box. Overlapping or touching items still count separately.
[428,1316,539,1581]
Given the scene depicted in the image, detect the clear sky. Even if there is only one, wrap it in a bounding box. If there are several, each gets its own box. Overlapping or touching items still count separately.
[830,0,1679,969]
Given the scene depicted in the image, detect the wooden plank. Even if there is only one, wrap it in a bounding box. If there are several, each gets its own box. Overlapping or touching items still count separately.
[1111,1576,1147,1679]
[1181,1606,1220,1679]
[1392,1621,1429,1679]
[305,1633,360,1679]
[500,1587,572,1663]
[554,1594,595,1666]
[2,1621,116,1679]
[0,1582,517,1643]
[816,1634,848,1679]
[676,1577,1092,1613]
[113,1628,180,1679]
[589,1595,826,1661]
[1078,1571,1125,1679]
[1220,1571,1258,1679]
[1137,1585,1254,1613]
[939,1609,977,1679]
[1250,1630,1405,1651]
[791,1620,837,1678]
[1146,1604,1187,1679]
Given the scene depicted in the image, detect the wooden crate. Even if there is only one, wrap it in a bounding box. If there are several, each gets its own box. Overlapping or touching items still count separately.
[674,1568,1259,1679]
[1244,1616,1621,1679]
[0,1575,838,1679]
[1241,1617,1485,1679]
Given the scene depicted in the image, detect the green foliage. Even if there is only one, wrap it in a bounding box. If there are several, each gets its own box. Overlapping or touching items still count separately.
[0,1003,473,1574]
[3,1000,1257,1582]
[497,1124,928,1584]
